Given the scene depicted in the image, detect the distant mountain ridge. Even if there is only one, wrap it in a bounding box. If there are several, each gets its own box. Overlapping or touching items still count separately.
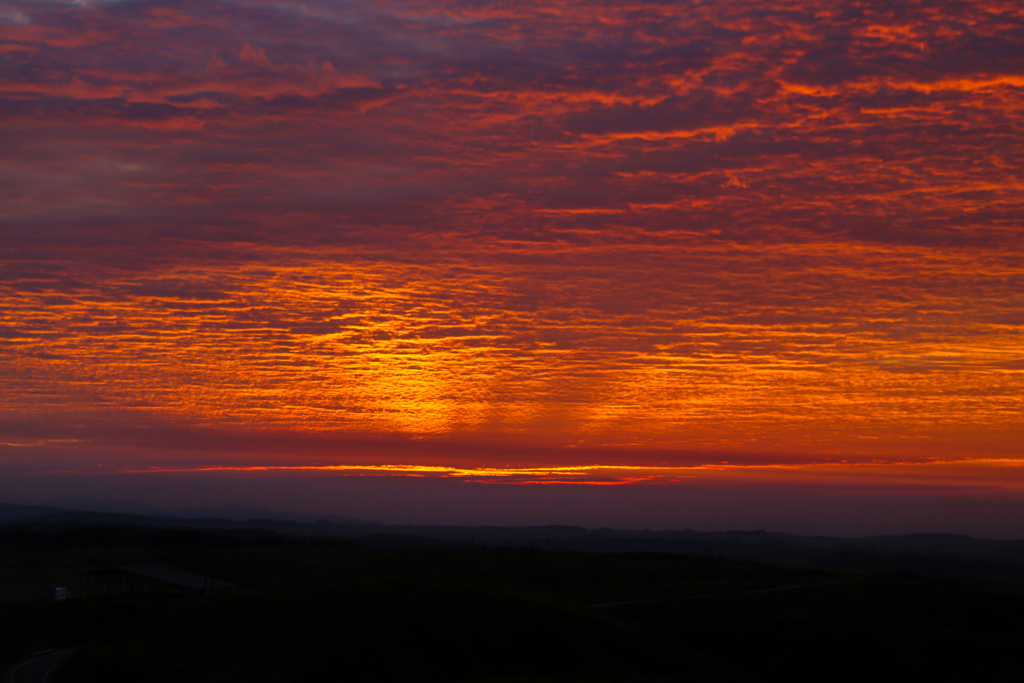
[2,499,1023,592]
[171,503,376,525]
[0,501,70,520]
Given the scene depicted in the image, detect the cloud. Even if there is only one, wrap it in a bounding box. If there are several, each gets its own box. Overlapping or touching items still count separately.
[0,0,1021,474]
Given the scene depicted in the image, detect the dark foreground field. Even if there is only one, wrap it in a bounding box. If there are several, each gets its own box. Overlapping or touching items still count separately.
[2,527,1023,682]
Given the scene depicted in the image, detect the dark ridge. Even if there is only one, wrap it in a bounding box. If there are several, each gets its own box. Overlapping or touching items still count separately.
[2,523,1023,683]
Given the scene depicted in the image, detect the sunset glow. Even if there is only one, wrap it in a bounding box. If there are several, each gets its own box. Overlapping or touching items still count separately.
[48,459,1024,491]
[2,0,1022,532]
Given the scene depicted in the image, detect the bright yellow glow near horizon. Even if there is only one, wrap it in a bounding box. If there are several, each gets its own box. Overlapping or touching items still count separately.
[2,241,1022,468]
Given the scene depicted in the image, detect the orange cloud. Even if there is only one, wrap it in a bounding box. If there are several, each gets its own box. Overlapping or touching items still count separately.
[0,0,1021,500]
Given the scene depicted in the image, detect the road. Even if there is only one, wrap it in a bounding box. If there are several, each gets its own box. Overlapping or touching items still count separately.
[4,648,78,683]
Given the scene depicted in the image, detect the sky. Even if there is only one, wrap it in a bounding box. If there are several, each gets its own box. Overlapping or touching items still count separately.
[1,0,1023,536]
